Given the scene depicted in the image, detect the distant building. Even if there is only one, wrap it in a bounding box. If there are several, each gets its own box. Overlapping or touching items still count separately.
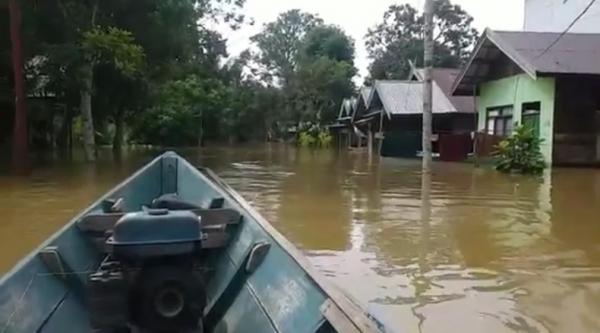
[346,79,474,161]
[329,98,357,148]
[525,0,600,33]
[453,28,600,166]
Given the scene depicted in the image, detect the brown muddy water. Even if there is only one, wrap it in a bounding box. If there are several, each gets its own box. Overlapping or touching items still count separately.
[1,144,600,333]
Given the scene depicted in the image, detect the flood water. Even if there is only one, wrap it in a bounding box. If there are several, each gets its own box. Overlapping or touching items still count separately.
[1,144,600,333]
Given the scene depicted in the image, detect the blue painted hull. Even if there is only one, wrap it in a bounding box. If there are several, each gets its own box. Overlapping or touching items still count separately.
[0,152,389,333]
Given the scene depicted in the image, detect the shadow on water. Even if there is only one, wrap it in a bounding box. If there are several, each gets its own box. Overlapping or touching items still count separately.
[1,144,600,332]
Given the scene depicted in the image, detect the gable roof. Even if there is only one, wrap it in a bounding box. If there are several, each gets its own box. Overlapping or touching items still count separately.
[337,98,356,120]
[359,86,373,108]
[453,28,600,95]
[411,67,475,113]
[373,80,457,118]
[351,86,375,121]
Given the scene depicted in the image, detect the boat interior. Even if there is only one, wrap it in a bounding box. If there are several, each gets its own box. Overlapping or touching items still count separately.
[0,152,382,333]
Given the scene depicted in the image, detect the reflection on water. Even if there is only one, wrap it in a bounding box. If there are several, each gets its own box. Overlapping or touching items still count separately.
[1,144,600,332]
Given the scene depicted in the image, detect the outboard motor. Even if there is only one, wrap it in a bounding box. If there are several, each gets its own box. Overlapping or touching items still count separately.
[88,209,206,332]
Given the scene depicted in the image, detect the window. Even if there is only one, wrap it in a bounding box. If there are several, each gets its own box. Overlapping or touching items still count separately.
[522,102,541,137]
[486,106,513,136]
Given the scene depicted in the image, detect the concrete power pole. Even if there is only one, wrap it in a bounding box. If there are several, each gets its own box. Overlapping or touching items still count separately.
[422,0,434,173]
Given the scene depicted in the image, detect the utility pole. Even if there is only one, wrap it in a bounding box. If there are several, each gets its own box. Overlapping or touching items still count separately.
[420,0,434,281]
[9,0,29,173]
[422,0,434,173]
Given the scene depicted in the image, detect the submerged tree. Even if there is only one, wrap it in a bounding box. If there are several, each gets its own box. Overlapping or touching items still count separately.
[365,0,479,80]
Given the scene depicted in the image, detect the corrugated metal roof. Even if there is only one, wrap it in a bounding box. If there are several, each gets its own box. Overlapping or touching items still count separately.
[413,68,475,113]
[337,98,356,119]
[374,81,457,116]
[453,29,600,95]
[360,87,373,107]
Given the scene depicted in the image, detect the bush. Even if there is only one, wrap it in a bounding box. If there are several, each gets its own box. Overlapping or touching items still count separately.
[493,124,546,174]
[317,130,332,148]
[298,131,317,147]
[297,123,332,148]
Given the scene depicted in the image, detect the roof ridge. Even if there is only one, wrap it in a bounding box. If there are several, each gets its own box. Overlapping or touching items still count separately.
[493,29,600,36]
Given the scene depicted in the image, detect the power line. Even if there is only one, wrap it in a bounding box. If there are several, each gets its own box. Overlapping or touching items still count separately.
[535,0,598,59]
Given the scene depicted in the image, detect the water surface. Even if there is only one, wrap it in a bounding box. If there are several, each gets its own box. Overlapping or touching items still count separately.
[1,145,600,333]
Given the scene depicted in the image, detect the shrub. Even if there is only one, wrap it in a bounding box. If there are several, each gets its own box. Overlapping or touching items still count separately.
[493,124,546,174]
[297,124,332,149]
[298,131,317,147]
[317,130,332,148]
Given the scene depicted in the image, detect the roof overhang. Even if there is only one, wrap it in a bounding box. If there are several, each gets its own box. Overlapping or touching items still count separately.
[452,28,538,96]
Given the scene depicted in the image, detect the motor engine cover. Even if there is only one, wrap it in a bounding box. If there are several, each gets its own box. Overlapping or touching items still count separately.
[107,209,202,260]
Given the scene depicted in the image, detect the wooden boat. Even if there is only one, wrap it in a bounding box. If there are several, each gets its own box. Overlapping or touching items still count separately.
[0,152,389,333]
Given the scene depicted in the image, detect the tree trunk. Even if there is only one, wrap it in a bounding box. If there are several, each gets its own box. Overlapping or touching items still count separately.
[113,109,124,153]
[80,62,96,161]
[197,117,203,147]
[9,0,29,173]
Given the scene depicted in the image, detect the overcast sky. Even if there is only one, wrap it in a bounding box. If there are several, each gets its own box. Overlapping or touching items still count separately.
[221,0,525,81]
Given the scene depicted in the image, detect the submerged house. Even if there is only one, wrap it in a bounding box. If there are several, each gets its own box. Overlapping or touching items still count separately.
[353,79,475,161]
[409,66,475,116]
[330,87,373,148]
[329,98,356,148]
[452,28,600,166]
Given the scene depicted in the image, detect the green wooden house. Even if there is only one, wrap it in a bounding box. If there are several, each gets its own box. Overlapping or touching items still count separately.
[452,29,600,166]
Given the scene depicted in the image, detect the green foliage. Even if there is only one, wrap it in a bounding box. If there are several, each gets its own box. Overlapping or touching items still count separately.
[131,75,226,146]
[9,1,355,149]
[493,125,546,175]
[297,124,332,148]
[293,56,356,123]
[298,131,317,147]
[317,130,333,148]
[300,26,355,63]
[252,17,357,127]
[365,0,478,80]
[251,9,323,84]
[82,27,144,75]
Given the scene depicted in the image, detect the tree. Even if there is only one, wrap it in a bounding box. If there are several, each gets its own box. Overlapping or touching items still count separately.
[32,1,145,161]
[365,0,479,80]
[131,75,227,146]
[251,9,323,85]
[293,57,356,124]
[300,25,355,63]
[289,25,356,125]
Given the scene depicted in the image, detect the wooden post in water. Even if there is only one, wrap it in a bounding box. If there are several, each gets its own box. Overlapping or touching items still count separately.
[422,0,434,174]
[367,124,373,158]
[9,0,29,173]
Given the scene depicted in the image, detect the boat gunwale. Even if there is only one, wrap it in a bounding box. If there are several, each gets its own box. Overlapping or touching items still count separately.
[189,159,384,333]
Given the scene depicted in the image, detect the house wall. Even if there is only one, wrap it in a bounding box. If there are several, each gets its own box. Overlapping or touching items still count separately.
[553,75,600,165]
[525,0,600,33]
[477,74,555,164]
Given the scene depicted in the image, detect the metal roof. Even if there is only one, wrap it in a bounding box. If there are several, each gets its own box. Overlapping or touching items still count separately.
[373,80,458,117]
[351,86,375,121]
[412,68,475,113]
[337,98,356,120]
[360,86,373,107]
[453,29,600,95]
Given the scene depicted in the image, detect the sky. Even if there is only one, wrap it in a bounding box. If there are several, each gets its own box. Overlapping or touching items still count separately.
[220,0,525,81]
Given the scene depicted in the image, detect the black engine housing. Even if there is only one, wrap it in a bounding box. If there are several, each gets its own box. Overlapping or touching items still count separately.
[88,210,207,332]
